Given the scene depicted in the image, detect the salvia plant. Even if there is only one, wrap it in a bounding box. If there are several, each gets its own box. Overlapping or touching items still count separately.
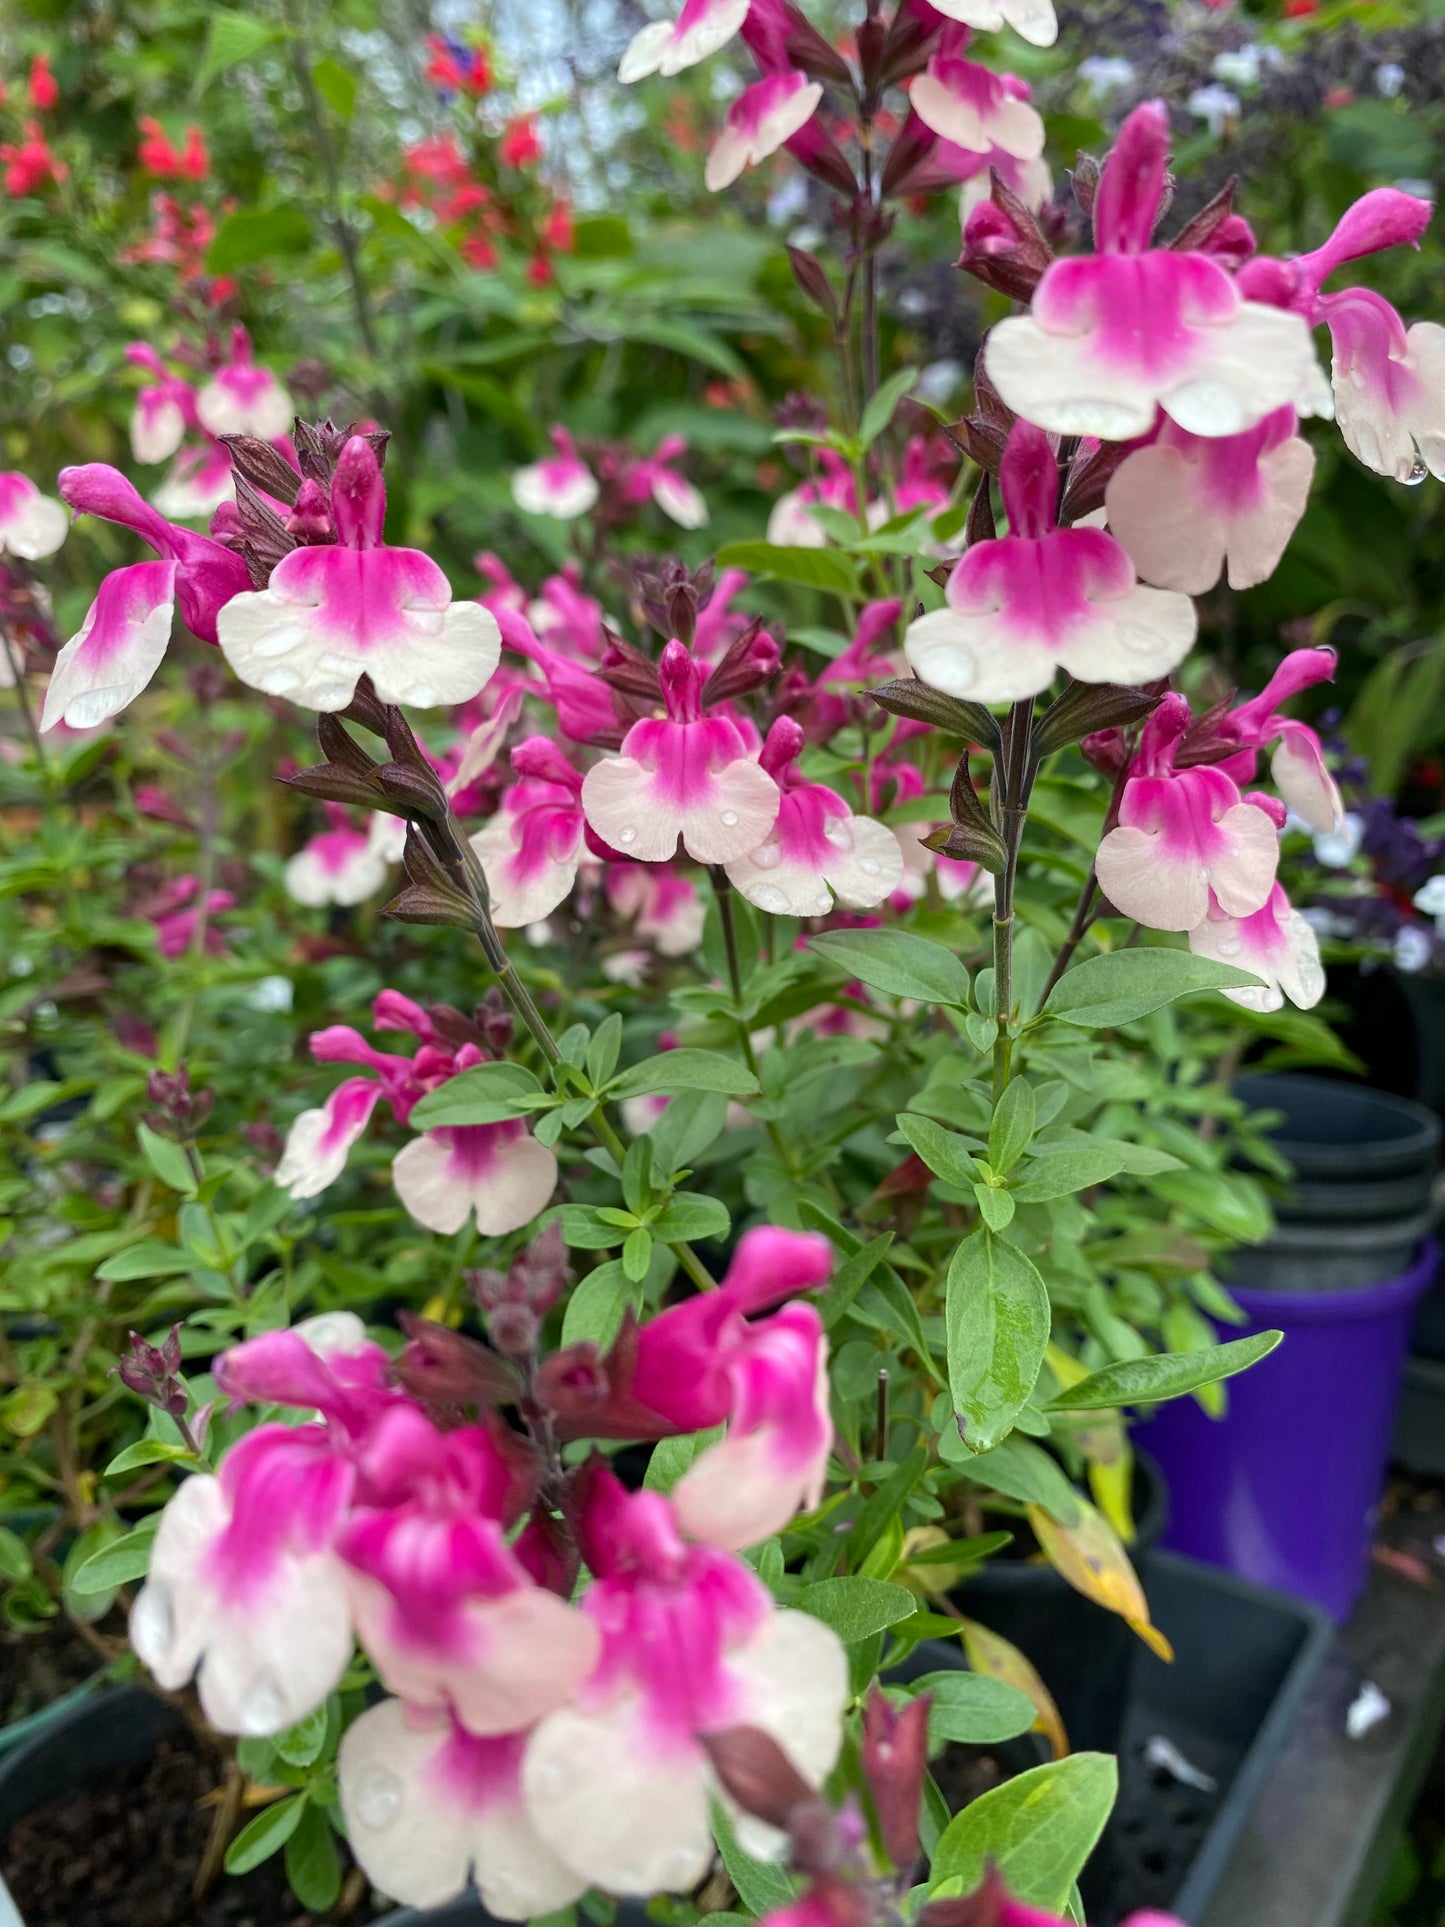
[3,0,1442,1919]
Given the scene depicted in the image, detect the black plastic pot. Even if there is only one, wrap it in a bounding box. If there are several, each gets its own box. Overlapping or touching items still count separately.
[1083,1551,1333,1925]
[1393,1354,1445,1477]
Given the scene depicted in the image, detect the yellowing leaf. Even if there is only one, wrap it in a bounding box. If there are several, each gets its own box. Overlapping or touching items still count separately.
[1027,1497,1172,1661]
[957,1615,1069,1760]
[899,1525,965,1595]
[1086,1440,1136,1546]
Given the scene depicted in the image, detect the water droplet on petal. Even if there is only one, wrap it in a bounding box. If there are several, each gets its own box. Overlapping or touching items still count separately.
[824,820,851,848]
[240,1677,287,1735]
[754,842,781,869]
[354,1765,403,1829]
[1405,456,1429,486]
[751,884,789,914]
[859,856,881,876]
[814,892,832,914]
[721,809,739,828]
[1218,936,1243,957]
[618,827,637,845]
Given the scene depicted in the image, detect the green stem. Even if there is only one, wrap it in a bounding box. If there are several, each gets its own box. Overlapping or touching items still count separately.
[710,870,801,1179]
[1,623,51,783]
[990,698,1037,1104]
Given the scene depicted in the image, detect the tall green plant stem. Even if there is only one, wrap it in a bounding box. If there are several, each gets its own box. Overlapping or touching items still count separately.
[991,698,1037,1102]
[709,868,802,1178]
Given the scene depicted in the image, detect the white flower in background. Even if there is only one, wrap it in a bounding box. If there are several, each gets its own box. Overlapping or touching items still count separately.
[1188,84,1241,137]
[1313,813,1364,868]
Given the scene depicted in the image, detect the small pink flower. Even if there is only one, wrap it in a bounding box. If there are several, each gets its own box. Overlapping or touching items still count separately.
[905,420,1196,701]
[986,101,1329,440]
[767,451,858,547]
[151,442,237,523]
[340,1703,586,1917]
[726,716,904,917]
[1095,694,1280,931]
[621,437,710,528]
[920,0,1057,46]
[195,326,294,442]
[512,428,599,520]
[1213,647,1344,834]
[125,344,195,465]
[1316,289,1445,484]
[0,469,67,560]
[706,72,823,192]
[581,639,781,862]
[285,803,392,907]
[471,737,587,926]
[1104,407,1316,594]
[619,0,750,81]
[606,863,706,955]
[520,1471,848,1895]
[909,34,1044,163]
[217,436,501,711]
[392,1121,559,1237]
[1189,882,1324,1012]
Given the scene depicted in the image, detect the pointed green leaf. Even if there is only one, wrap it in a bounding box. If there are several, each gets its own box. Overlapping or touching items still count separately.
[946,1232,1049,1454]
[1045,1330,1283,1411]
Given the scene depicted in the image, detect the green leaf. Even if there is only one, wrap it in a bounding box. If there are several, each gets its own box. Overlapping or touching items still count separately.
[199,11,284,87]
[974,1184,1016,1233]
[67,1520,159,1594]
[96,1239,195,1283]
[898,1114,979,1190]
[1046,1330,1283,1412]
[285,1803,343,1911]
[0,1527,32,1584]
[137,1123,197,1195]
[1011,1145,1132,1202]
[859,366,919,449]
[714,542,862,600]
[644,1427,725,1493]
[622,1226,653,1283]
[946,1232,1050,1455]
[989,1077,1037,1174]
[930,1754,1118,1911]
[103,1440,195,1479]
[311,57,358,121]
[586,1014,624,1090]
[409,1062,542,1127]
[912,1671,1038,1746]
[612,1049,759,1099]
[651,1195,731,1241]
[206,208,312,273]
[795,1576,919,1643]
[809,929,970,1006]
[647,1089,729,1171]
[224,1795,306,1875]
[711,1800,795,1915]
[274,1705,330,1768]
[560,1262,638,1349]
[1042,950,1264,1029]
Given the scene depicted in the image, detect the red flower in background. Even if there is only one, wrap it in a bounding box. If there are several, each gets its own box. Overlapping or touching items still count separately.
[139,118,209,181]
[27,55,57,111]
[425,34,492,97]
[0,123,66,195]
[500,115,543,169]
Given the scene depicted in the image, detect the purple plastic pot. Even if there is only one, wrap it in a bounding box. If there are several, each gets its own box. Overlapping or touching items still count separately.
[1142,1241,1438,1623]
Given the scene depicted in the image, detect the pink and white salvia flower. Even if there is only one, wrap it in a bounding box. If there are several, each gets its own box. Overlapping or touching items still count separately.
[1095,694,1280,931]
[284,802,393,907]
[41,465,251,731]
[619,0,749,81]
[986,102,1330,441]
[151,441,237,523]
[511,428,599,520]
[1213,647,1344,834]
[705,72,824,191]
[0,471,67,560]
[1240,189,1441,483]
[194,327,294,442]
[726,716,904,917]
[340,1702,586,1919]
[130,1315,392,1736]
[905,421,1196,701]
[768,450,858,548]
[1104,407,1316,595]
[627,436,710,529]
[921,0,1057,46]
[521,1470,848,1895]
[471,738,588,926]
[909,29,1045,163]
[146,874,236,958]
[581,639,780,862]
[498,605,623,745]
[607,862,707,955]
[217,435,501,711]
[1189,882,1325,1013]
[124,344,195,466]
[339,1405,599,1735]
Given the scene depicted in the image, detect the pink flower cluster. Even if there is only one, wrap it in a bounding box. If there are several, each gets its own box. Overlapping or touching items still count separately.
[125,324,293,521]
[131,1225,843,1914]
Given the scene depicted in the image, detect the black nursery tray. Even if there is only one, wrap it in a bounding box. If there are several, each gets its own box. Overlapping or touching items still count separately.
[1085,1550,1333,1926]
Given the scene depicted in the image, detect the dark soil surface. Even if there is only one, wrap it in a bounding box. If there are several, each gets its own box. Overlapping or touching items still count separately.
[3,1725,333,1927]
[932,1737,1034,1812]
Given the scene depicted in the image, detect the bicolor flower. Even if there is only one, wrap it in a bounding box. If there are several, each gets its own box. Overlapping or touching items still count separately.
[471,738,588,926]
[42,464,251,731]
[606,863,706,955]
[726,716,904,918]
[151,442,237,523]
[1095,694,1280,931]
[284,803,392,908]
[985,101,1329,440]
[706,73,823,192]
[125,344,195,465]
[1104,407,1316,594]
[512,429,599,520]
[919,0,1057,46]
[0,470,66,560]
[619,0,749,81]
[340,1703,586,1919]
[625,437,710,529]
[274,993,559,1237]
[498,606,623,745]
[195,327,294,442]
[339,1406,599,1735]
[521,1472,849,1894]
[1189,882,1325,1013]
[1213,647,1344,833]
[904,420,1196,701]
[217,436,501,710]
[909,34,1045,162]
[129,1316,393,1737]
[581,640,780,862]
[768,451,859,548]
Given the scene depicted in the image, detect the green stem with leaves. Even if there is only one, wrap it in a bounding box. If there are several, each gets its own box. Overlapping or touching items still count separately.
[990,698,1038,1102]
